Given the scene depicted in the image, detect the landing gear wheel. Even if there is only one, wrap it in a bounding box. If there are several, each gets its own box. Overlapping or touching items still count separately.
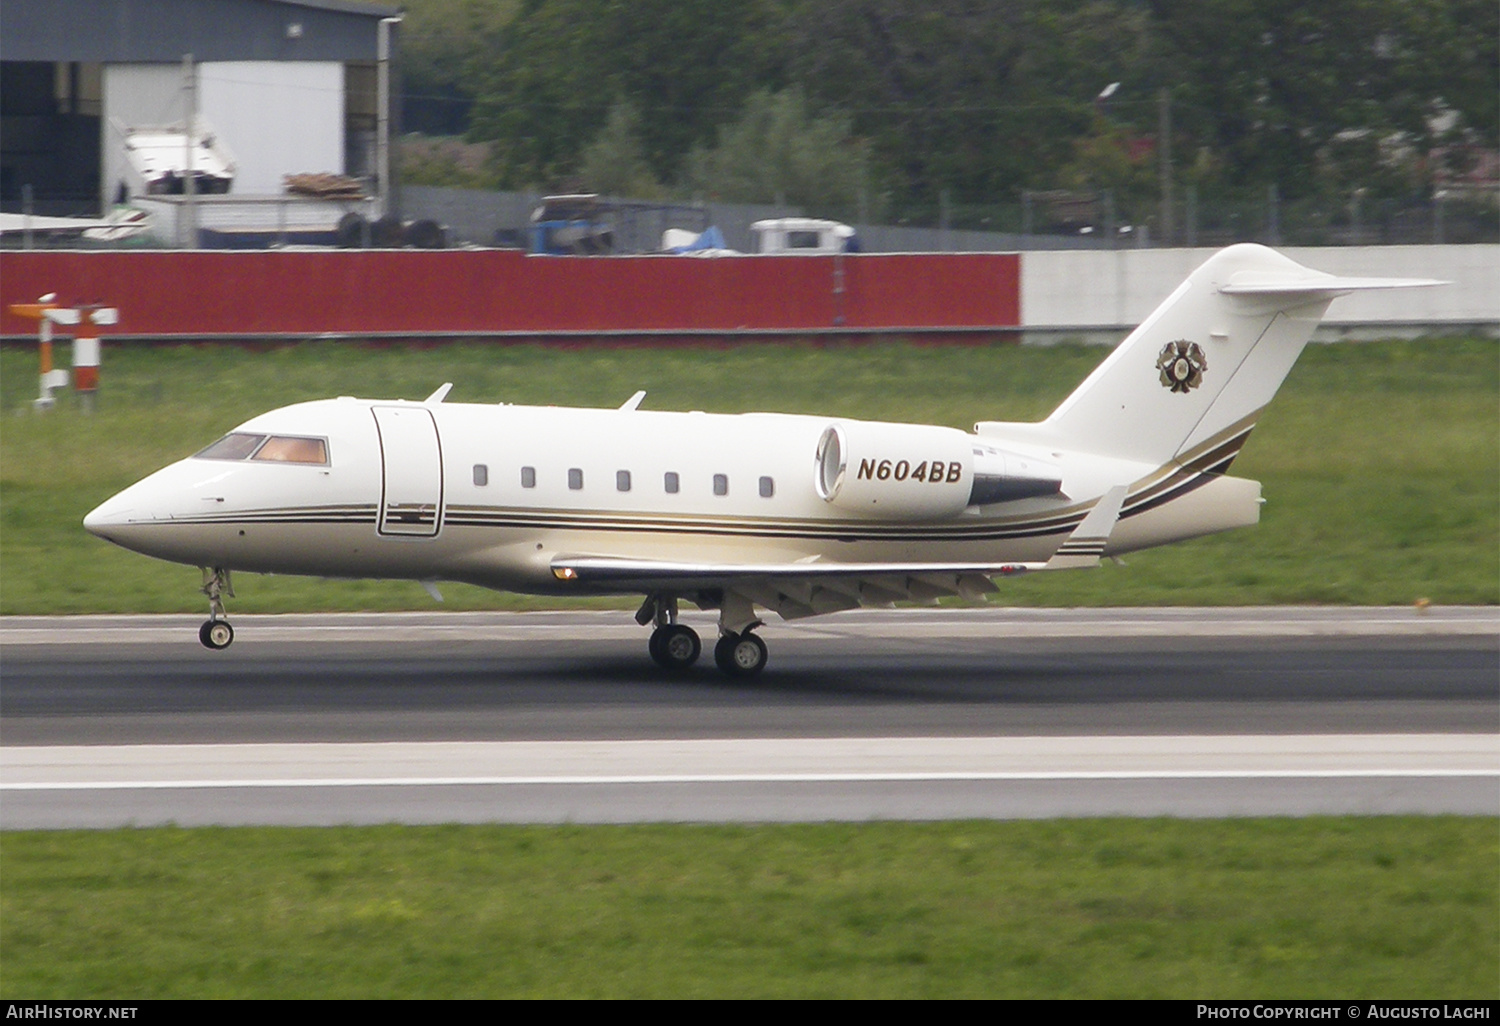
[649,624,701,670]
[199,619,234,650]
[714,631,767,678]
[199,567,235,650]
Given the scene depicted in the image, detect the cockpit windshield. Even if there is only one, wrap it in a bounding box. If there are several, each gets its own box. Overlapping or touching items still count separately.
[195,432,329,465]
[254,436,328,463]
[195,433,266,460]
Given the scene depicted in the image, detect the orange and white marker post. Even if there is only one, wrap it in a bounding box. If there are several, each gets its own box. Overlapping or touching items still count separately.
[73,306,118,413]
[7,295,70,410]
[5,294,118,411]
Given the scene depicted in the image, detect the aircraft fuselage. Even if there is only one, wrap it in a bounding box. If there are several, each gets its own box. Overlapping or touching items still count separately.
[84,397,1259,594]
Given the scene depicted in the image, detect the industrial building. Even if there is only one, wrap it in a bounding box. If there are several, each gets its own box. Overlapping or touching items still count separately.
[1,0,400,228]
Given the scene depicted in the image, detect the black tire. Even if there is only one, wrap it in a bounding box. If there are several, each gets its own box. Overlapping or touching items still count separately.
[404,218,446,249]
[713,631,767,678]
[335,211,367,248]
[650,624,701,670]
[371,215,404,248]
[199,619,234,650]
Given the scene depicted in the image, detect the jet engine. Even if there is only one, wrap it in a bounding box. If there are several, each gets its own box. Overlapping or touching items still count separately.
[814,422,974,519]
[814,423,1064,518]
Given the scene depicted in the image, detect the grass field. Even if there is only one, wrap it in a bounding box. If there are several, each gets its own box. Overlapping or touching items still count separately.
[2,337,1495,1000]
[1,336,1495,613]
[2,818,1495,999]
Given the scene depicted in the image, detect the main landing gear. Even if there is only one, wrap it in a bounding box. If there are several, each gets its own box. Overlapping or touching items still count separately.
[710,590,767,678]
[641,595,701,670]
[638,593,769,678]
[713,630,767,678]
[198,566,235,650]
[649,622,701,670]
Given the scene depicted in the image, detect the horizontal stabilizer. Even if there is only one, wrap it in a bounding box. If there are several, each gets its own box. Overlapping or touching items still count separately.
[1220,273,1446,296]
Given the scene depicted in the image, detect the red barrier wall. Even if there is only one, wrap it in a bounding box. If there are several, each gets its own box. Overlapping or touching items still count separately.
[0,250,1020,339]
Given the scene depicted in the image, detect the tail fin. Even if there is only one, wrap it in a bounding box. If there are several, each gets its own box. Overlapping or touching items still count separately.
[1034,244,1441,468]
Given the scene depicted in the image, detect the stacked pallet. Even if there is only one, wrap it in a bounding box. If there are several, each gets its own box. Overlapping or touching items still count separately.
[283,173,366,199]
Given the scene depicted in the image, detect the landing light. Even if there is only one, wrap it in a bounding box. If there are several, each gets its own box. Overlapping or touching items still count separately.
[553,567,578,580]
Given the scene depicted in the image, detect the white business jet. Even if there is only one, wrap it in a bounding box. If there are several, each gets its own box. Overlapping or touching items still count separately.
[84,244,1437,676]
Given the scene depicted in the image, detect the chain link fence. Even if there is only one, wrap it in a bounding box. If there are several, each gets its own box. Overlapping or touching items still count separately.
[885,187,1499,249]
[8,182,1494,252]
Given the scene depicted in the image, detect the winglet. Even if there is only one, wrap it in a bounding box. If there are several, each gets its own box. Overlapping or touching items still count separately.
[1042,485,1127,570]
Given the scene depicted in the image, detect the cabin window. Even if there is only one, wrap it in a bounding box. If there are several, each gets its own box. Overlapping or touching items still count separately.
[786,230,821,249]
[664,472,679,494]
[521,466,536,488]
[568,468,584,490]
[759,476,774,498]
[473,464,488,486]
[195,432,266,461]
[251,435,328,465]
[616,470,631,492]
[713,474,728,496]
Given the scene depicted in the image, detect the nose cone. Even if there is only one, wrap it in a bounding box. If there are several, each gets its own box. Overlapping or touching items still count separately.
[83,487,151,550]
[81,462,202,555]
[81,458,250,567]
[83,493,134,541]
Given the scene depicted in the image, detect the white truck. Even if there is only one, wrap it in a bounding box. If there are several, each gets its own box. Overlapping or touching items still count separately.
[662,217,862,255]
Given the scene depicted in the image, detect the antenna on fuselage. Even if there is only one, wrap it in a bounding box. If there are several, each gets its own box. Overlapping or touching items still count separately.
[619,390,646,411]
[424,383,453,404]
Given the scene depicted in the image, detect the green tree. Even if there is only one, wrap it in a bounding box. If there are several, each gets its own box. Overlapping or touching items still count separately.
[1149,0,1499,199]
[467,0,786,189]
[781,0,1158,213]
[400,0,521,136]
[682,88,871,217]
[412,0,1497,222]
[578,102,667,198]
[1055,112,1159,223]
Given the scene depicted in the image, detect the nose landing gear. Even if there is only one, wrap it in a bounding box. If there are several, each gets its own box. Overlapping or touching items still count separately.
[198,566,235,650]
[198,618,234,650]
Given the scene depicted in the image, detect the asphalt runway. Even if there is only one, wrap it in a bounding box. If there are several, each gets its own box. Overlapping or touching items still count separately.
[2,607,1496,827]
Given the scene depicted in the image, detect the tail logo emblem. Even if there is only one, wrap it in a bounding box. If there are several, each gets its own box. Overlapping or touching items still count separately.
[1156,340,1207,393]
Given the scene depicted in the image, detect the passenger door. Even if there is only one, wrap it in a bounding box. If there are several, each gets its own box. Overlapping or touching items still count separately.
[372,406,443,537]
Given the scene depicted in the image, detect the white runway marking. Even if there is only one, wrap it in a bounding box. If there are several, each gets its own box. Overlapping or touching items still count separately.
[8,772,1498,791]
[6,734,1496,791]
[2,606,1496,645]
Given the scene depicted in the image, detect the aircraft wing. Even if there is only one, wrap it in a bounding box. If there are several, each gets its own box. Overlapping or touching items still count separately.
[0,212,105,235]
[0,210,150,240]
[551,487,1127,620]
